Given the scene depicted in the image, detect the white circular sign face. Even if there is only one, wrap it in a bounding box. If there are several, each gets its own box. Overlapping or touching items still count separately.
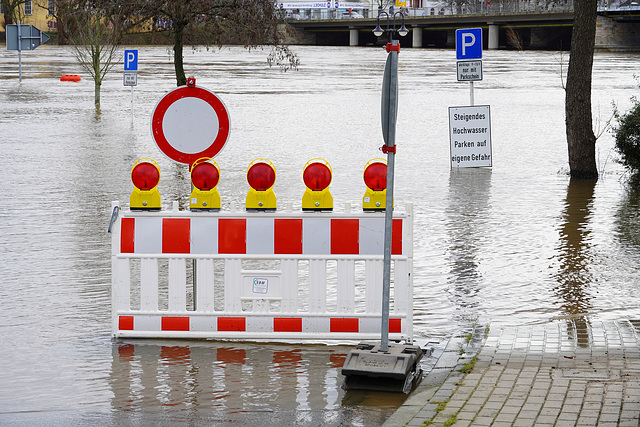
[151,85,230,165]
[162,97,220,154]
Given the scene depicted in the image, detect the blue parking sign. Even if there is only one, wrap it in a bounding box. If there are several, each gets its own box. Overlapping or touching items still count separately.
[456,28,482,60]
[124,49,138,71]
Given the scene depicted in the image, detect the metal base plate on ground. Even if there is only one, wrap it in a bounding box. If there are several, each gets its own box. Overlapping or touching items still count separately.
[341,343,424,393]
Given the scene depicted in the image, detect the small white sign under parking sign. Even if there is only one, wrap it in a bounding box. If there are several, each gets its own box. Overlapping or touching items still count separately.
[123,72,137,86]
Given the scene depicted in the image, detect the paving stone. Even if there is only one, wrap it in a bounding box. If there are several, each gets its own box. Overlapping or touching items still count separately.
[382,320,640,427]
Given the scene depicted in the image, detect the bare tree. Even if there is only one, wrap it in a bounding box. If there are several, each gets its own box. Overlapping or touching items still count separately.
[71,9,121,106]
[565,0,598,179]
[137,0,298,86]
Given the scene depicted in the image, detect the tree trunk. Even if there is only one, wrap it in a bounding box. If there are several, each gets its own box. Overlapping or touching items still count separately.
[2,0,14,27]
[95,82,101,106]
[173,24,186,87]
[94,67,101,106]
[58,19,70,45]
[565,0,598,180]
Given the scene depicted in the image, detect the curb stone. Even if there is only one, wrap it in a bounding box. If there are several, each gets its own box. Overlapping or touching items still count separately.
[383,325,487,426]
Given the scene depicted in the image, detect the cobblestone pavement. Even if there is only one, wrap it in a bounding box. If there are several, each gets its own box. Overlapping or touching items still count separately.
[384,319,640,426]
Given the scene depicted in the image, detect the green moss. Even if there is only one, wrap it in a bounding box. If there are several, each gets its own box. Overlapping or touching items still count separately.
[458,356,478,374]
[443,414,457,427]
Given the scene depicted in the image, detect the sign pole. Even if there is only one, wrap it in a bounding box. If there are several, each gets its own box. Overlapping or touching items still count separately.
[380,39,400,352]
[470,81,474,106]
[17,21,22,82]
[124,50,139,122]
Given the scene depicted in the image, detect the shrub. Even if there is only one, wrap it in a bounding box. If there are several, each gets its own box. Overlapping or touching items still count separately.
[614,94,640,180]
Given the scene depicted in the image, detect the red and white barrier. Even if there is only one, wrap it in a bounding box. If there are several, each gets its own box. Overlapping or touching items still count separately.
[110,201,414,342]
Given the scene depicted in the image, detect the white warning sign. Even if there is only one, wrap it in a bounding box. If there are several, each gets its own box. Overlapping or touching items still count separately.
[449,105,492,168]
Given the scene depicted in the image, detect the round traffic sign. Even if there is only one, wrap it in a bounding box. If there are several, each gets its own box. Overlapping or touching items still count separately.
[151,84,230,165]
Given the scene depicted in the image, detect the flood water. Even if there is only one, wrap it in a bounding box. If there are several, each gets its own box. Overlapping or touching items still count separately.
[1,45,640,425]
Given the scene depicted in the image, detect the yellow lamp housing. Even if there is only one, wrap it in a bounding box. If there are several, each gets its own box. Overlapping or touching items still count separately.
[130,158,162,211]
[362,159,387,212]
[246,159,277,211]
[302,158,333,212]
[189,158,221,211]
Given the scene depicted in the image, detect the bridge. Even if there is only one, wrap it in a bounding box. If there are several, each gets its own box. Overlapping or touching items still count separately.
[286,8,640,51]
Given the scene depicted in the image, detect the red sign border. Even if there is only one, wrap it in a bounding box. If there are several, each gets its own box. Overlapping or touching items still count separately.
[151,86,230,165]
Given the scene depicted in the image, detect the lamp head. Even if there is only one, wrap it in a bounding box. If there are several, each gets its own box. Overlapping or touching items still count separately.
[398,23,409,37]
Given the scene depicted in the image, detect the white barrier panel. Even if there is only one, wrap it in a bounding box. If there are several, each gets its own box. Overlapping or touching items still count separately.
[110,202,414,342]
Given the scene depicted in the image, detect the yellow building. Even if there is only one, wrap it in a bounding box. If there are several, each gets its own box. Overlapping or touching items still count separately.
[1,0,57,32]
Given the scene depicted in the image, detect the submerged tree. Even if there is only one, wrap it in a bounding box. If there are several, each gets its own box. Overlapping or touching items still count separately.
[138,0,298,86]
[71,10,121,106]
[565,0,598,179]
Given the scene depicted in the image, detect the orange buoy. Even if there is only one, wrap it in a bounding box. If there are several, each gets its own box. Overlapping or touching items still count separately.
[60,74,81,82]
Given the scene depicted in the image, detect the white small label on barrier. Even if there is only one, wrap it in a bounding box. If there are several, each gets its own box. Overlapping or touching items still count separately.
[253,278,269,294]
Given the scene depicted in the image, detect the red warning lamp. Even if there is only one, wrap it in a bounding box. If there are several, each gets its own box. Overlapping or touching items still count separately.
[189,157,221,211]
[131,161,160,191]
[246,159,277,211]
[247,161,276,191]
[364,161,387,191]
[130,158,161,211]
[362,159,387,212]
[191,160,220,191]
[302,158,333,211]
[303,161,332,191]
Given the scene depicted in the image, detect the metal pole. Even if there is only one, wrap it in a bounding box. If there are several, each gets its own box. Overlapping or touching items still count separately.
[381,39,399,352]
[131,86,134,122]
[470,81,475,106]
[17,21,22,82]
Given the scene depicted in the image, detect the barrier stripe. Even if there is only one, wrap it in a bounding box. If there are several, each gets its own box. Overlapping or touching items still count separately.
[331,219,359,254]
[119,315,134,330]
[219,219,246,254]
[121,218,135,253]
[392,219,403,255]
[389,318,401,333]
[274,317,303,332]
[163,219,190,253]
[161,316,189,331]
[119,315,403,334]
[274,219,303,254]
[330,318,359,333]
[120,217,404,256]
[218,316,246,331]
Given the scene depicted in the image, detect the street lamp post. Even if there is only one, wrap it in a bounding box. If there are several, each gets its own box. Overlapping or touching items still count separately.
[339,11,423,394]
[374,10,407,353]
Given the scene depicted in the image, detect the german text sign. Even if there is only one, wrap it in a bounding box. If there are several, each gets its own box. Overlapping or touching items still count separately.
[449,105,492,168]
[123,72,137,86]
[457,60,482,81]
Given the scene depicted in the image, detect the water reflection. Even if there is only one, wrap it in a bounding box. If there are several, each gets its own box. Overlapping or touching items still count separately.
[552,179,596,346]
[110,341,401,425]
[614,184,640,249]
[445,168,493,321]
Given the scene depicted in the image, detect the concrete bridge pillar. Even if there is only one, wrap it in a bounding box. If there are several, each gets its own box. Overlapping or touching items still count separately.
[412,26,423,48]
[488,24,499,49]
[349,28,359,46]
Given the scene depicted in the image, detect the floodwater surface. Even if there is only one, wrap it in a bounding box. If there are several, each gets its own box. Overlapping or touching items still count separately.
[1,45,640,425]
